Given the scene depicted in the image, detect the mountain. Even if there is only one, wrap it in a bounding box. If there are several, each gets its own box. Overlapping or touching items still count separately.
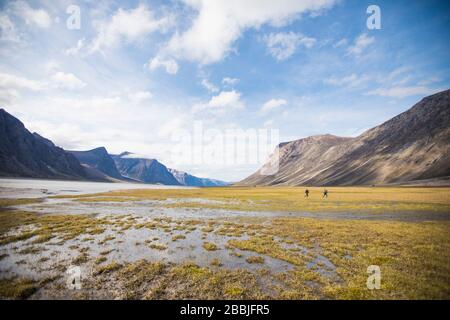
[0,109,88,180]
[112,152,181,185]
[112,153,228,187]
[0,109,228,185]
[69,147,123,181]
[168,168,229,187]
[238,89,450,186]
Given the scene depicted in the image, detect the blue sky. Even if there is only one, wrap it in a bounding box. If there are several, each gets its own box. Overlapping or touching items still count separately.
[0,0,449,181]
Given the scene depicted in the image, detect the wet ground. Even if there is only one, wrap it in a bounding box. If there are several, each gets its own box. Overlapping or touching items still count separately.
[11,196,450,222]
[0,178,190,198]
[0,178,447,299]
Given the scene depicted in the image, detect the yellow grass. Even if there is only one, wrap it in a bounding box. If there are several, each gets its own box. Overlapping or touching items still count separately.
[0,208,449,299]
[1,186,450,299]
[0,198,44,208]
[54,186,450,213]
[229,217,450,299]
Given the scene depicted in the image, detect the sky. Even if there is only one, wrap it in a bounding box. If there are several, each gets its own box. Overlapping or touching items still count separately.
[0,0,449,181]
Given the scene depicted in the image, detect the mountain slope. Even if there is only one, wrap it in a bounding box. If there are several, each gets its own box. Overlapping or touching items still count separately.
[0,109,227,185]
[0,109,88,180]
[168,168,229,187]
[238,89,450,186]
[69,147,123,181]
[112,152,181,185]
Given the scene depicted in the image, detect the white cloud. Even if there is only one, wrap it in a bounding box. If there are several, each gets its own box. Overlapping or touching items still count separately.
[148,56,179,74]
[161,0,337,64]
[418,76,441,86]
[192,90,244,112]
[201,79,219,92]
[0,70,86,101]
[333,38,347,48]
[15,93,193,164]
[51,72,86,90]
[128,90,153,102]
[0,72,44,91]
[65,38,85,56]
[158,116,188,138]
[346,33,374,57]
[263,32,316,61]
[263,119,274,127]
[43,61,60,73]
[387,66,411,80]
[90,4,173,52]
[261,98,287,113]
[48,96,122,111]
[12,1,52,29]
[208,90,243,108]
[222,77,239,86]
[368,86,442,98]
[0,14,20,42]
[324,73,369,88]
[0,87,19,105]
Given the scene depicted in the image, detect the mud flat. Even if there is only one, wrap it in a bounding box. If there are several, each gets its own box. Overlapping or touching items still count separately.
[0,178,190,199]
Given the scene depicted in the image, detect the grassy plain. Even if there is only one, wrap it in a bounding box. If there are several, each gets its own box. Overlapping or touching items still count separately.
[54,186,450,213]
[0,186,449,299]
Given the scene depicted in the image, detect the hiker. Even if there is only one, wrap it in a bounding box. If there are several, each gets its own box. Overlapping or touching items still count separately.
[304,189,309,198]
[323,189,328,199]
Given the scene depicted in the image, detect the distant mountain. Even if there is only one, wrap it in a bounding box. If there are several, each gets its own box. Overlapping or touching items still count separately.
[168,168,229,187]
[112,152,181,185]
[69,147,123,181]
[0,109,227,186]
[238,89,450,186]
[0,109,88,180]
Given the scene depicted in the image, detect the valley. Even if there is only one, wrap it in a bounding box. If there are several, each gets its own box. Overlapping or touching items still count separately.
[0,182,449,299]
[1,90,449,300]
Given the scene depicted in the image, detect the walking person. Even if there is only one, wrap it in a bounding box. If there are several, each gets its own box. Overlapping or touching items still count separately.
[304,189,309,198]
[323,189,328,199]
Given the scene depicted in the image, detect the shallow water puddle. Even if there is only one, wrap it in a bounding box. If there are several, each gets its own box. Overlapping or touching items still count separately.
[11,195,449,222]
[0,214,297,283]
